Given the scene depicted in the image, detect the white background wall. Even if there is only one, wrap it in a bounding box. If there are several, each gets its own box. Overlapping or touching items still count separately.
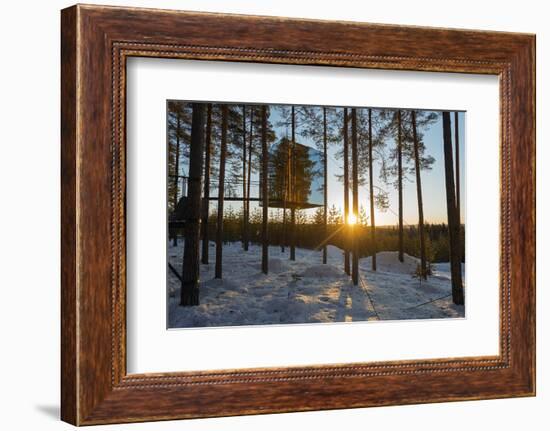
[0,0,546,429]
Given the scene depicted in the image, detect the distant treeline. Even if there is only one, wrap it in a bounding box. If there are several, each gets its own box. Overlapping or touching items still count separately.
[174,207,464,264]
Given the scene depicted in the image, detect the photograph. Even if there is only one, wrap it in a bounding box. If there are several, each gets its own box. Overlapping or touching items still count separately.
[52,3,536,426]
[167,101,466,328]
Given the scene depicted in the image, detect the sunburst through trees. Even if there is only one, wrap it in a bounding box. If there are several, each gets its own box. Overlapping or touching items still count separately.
[167,101,465,328]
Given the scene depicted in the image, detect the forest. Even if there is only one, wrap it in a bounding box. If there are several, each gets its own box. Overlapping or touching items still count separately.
[167,101,465,326]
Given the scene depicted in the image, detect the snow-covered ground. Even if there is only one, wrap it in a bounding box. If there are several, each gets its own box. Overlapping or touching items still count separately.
[168,241,465,328]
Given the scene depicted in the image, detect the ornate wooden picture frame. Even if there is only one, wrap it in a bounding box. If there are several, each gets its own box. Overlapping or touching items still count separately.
[61,4,535,425]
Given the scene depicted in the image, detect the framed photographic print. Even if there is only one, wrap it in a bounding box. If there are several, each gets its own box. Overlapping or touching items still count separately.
[61,4,535,425]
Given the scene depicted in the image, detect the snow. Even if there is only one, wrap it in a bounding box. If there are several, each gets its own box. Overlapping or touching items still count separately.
[362,251,420,274]
[302,263,343,278]
[168,241,465,328]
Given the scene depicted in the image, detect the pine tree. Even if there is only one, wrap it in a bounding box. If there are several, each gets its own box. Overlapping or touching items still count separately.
[290,106,297,261]
[351,108,359,286]
[410,110,437,279]
[352,108,388,270]
[313,207,325,225]
[215,105,228,279]
[377,109,407,261]
[454,111,462,263]
[411,110,426,279]
[244,105,255,251]
[261,105,269,274]
[323,107,328,264]
[454,111,461,223]
[300,106,338,263]
[201,104,212,264]
[358,205,368,227]
[241,104,247,249]
[328,204,342,225]
[378,109,435,264]
[180,104,205,306]
[443,111,464,305]
[367,108,377,270]
[343,108,351,274]
[397,110,404,262]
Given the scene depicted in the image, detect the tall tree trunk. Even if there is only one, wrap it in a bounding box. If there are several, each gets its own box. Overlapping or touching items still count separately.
[454,111,460,220]
[411,110,427,279]
[172,115,181,246]
[454,111,462,263]
[244,107,253,251]
[201,104,212,265]
[351,108,359,286]
[322,107,328,264]
[281,209,286,252]
[215,105,228,279]
[343,108,350,275]
[261,105,269,274]
[180,103,205,306]
[368,108,377,271]
[443,112,465,305]
[397,110,404,263]
[242,105,247,249]
[290,106,296,261]
[281,138,287,253]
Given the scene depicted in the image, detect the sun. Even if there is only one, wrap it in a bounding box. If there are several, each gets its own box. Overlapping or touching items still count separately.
[347,213,357,225]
